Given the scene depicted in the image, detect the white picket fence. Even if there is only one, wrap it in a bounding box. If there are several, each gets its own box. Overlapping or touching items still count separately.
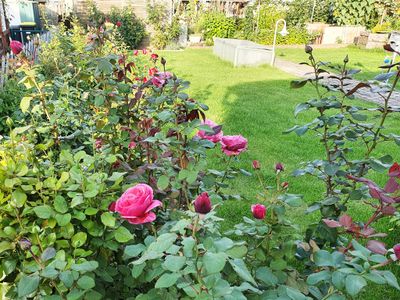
[0,31,52,88]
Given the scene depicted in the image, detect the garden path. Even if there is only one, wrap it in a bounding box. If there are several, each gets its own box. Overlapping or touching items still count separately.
[274,58,400,106]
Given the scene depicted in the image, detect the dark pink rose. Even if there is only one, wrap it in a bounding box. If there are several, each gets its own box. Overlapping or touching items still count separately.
[275,162,284,173]
[151,53,159,60]
[252,160,261,170]
[151,72,173,88]
[281,181,289,189]
[142,48,147,55]
[194,192,212,214]
[10,40,23,55]
[393,244,400,260]
[115,184,162,224]
[149,67,158,76]
[196,119,223,143]
[220,135,247,156]
[116,21,122,27]
[133,50,139,56]
[251,204,266,219]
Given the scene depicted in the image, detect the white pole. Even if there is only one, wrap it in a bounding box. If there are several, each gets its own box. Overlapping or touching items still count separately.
[271,19,286,66]
[310,0,316,23]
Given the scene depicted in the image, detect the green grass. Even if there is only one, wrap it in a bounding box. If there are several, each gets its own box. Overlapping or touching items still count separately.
[161,48,400,299]
[277,45,395,81]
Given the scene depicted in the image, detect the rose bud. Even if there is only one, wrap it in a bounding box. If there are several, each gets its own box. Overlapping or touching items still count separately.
[194,192,212,214]
[251,204,266,220]
[275,162,284,173]
[10,40,23,55]
[281,181,289,189]
[252,160,261,170]
[18,238,32,250]
[108,201,116,212]
[128,141,136,149]
[116,21,122,27]
[95,138,103,149]
[133,50,139,56]
[344,55,349,64]
[142,48,147,55]
[305,45,313,54]
[393,244,400,261]
[161,57,166,66]
[151,53,159,60]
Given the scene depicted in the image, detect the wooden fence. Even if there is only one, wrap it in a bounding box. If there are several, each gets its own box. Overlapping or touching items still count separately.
[0,31,52,88]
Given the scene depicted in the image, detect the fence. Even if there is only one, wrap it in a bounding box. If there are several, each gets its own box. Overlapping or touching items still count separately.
[0,31,51,88]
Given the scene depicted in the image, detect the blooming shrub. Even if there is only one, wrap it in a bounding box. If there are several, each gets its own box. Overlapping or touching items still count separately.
[0,25,399,299]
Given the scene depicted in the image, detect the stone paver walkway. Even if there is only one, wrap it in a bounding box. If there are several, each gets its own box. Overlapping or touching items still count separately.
[275,58,400,106]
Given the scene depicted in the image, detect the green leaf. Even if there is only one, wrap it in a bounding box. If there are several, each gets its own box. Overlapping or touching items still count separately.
[124,244,146,258]
[101,212,116,227]
[345,275,367,296]
[314,250,334,267]
[0,241,14,254]
[33,205,53,219]
[54,195,68,213]
[256,267,278,286]
[18,275,40,297]
[11,189,27,207]
[155,273,180,288]
[77,275,95,290]
[71,261,99,272]
[71,232,87,248]
[229,258,257,285]
[294,103,310,117]
[60,271,74,288]
[226,245,247,258]
[20,96,32,113]
[270,258,287,270]
[307,270,331,285]
[382,271,400,290]
[203,252,227,274]
[55,213,72,226]
[363,271,386,285]
[157,175,170,190]
[162,255,186,272]
[115,226,133,243]
[41,247,56,262]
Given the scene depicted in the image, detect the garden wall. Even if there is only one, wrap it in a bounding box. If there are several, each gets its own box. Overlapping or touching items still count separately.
[306,23,365,45]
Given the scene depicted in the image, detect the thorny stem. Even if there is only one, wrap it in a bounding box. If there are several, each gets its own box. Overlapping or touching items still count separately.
[215,156,233,193]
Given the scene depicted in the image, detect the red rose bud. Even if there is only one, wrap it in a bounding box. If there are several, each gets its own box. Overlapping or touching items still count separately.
[394,244,400,260]
[281,181,289,189]
[10,40,23,55]
[133,50,139,56]
[95,138,103,149]
[389,162,400,178]
[142,48,147,55]
[128,141,136,149]
[194,192,212,214]
[108,201,116,212]
[151,53,159,60]
[149,67,158,76]
[275,162,284,173]
[252,160,261,170]
[18,238,32,250]
[251,204,266,219]
[116,21,122,27]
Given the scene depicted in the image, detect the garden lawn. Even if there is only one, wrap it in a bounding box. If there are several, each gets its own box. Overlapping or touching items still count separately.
[277,45,396,81]
[161,48,400,300]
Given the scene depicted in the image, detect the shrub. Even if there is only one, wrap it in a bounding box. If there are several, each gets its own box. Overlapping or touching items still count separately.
[198,11,237,45]
[109,6,146,49]
[256,26,312,45]
[0,80,25,133]
[147,3,181,49]
[333,0,378,28]
[285,0,333,26]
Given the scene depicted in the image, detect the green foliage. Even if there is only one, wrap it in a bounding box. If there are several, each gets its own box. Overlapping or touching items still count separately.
[286,0,333,26]
[257,26,312,46]
[198,12,237,45]
[333,0,378,28]
[109,6,146,49]
[0,80,25,133]
[147,3,181,49]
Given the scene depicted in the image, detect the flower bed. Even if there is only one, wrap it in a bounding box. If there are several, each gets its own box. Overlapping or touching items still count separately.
[0,22,400,299]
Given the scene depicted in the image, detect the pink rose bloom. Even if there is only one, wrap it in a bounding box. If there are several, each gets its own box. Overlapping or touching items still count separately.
[128,141,136,149]
[116,21,122,27]
[220,135,247,156]
[251,204,266,220]
[10,40,23,55]
[151,72,173,88]
[133,50,139,56]
[196,119,223,143]
[252,160,261,170]
[114,184,162,224]
[194,192,212,214]
[142,48,147,55]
